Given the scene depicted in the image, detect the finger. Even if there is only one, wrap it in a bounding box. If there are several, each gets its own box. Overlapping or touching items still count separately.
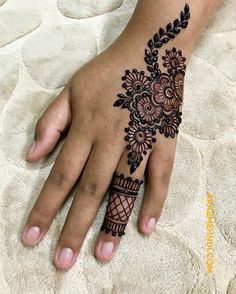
[95,147,149,263]
[22,125,92,246]
[138,137,177,236]
[27,86,71,162]
[53,139,123,270]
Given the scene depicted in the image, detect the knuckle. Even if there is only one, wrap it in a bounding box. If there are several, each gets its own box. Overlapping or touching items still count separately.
[163,156,175,170]
[49,170,70,190]
[35,116,48,136]
[156,171,171,184]
[156,162,173,184]
[79,182,101,198]
[59,236,83,251]
[28,205,52,226]
[60,230,83,245]
[35,116,47,134]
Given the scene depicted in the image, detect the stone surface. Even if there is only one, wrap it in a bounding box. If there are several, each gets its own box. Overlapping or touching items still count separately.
[0,55,19,112]
[228,277,236,294]
[207,143,236,248]
[194,31,236,82]
[0,0,7,6]
[99,11,132,51]
[1,90,61,169]
[0,0,235,293]
[0,9,41,47]
[207,0,236,32]
[182,56,235,139]
[57,0,124,19]
[22,25,97,88]
[82,231,215,293]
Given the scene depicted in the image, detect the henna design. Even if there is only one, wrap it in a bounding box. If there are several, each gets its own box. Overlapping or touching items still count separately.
[101,172,143,237]
[114,4,190,174]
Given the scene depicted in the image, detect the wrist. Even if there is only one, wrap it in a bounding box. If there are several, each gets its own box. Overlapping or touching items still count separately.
[109,0,218,63]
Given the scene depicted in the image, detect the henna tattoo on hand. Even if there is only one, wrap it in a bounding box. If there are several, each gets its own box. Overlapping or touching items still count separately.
[101,172,143,237]
[114,4,190,174]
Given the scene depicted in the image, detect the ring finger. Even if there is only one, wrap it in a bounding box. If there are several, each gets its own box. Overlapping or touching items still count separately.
[94,146,151,263]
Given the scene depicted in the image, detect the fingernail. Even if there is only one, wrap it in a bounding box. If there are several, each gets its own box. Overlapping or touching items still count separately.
[146,218,156,232]
[23,226,40,245]
[100,242,114,258]
[58,248,74,268]
[28,140,37,154]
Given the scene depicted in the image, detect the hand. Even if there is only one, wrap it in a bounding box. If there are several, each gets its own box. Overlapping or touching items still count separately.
[21,0,217,271]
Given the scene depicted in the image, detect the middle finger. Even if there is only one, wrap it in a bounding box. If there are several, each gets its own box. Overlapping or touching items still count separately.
[53,138,124,270]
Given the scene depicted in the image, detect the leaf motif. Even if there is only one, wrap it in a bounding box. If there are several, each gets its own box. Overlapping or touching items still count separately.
[173,28,181,34]
[122,102,128,109]
[117,93,126,98]
[145,49,151,57]
[148,39,153,48]
[154,63,159,70]
[185,12,190,20]
[155,42,162,48]
[130,164,136,174]
[145,57,152,65]
[181,21,188,28]
[166,23,172,31]
[184,3,190,14]
[152,50,158,56]
[162,37,169,43]
[147,66,154,72]
[154,33,159,43]
[174,19,179,27]
[159,27,165,37]
[114,99,124,107]
[167,32,175,39]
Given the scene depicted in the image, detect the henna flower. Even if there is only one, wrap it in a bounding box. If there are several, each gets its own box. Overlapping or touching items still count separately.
[122,69,150,94]
[152,74,179,111]
[174,71,185,99]
[125,124,155,155]
[136,96,161,123]
[158,112,182,138]
[162,48,186,73]
[113,4,190,174]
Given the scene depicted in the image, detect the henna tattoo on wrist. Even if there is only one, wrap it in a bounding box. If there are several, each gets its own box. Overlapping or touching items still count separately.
[101,172,143,237]
[114,4,190,174]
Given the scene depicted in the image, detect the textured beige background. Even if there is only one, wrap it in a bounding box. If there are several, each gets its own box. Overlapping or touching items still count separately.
[0,0,235,293]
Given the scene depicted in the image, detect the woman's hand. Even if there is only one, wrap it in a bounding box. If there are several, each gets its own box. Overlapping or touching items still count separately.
[21,0,218,271]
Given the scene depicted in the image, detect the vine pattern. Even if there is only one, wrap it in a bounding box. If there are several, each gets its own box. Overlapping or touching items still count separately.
[114,4,190,174]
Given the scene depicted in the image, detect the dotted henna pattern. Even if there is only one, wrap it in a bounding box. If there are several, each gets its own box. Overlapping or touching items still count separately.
[114,4,190,174]
[101,172,143,237]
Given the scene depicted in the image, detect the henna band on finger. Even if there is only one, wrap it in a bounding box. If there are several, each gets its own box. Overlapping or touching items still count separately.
[101,172,143,237]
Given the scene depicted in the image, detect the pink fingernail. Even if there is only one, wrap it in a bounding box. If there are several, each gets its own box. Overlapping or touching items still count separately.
[100,242,114,258]
[146,218,156,232]
[28,140,37,154]
[23,226,40,245]
[58,248,74,268]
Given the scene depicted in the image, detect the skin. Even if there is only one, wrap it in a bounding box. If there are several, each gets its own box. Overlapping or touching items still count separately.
[21,0,218,270]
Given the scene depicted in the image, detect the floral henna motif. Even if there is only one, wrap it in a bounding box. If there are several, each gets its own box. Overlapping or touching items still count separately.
[101,172,143,237]
[114,4,190,174]
[162,48,186,73]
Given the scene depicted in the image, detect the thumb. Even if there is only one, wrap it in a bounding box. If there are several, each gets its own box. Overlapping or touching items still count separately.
[27,87,71,162]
